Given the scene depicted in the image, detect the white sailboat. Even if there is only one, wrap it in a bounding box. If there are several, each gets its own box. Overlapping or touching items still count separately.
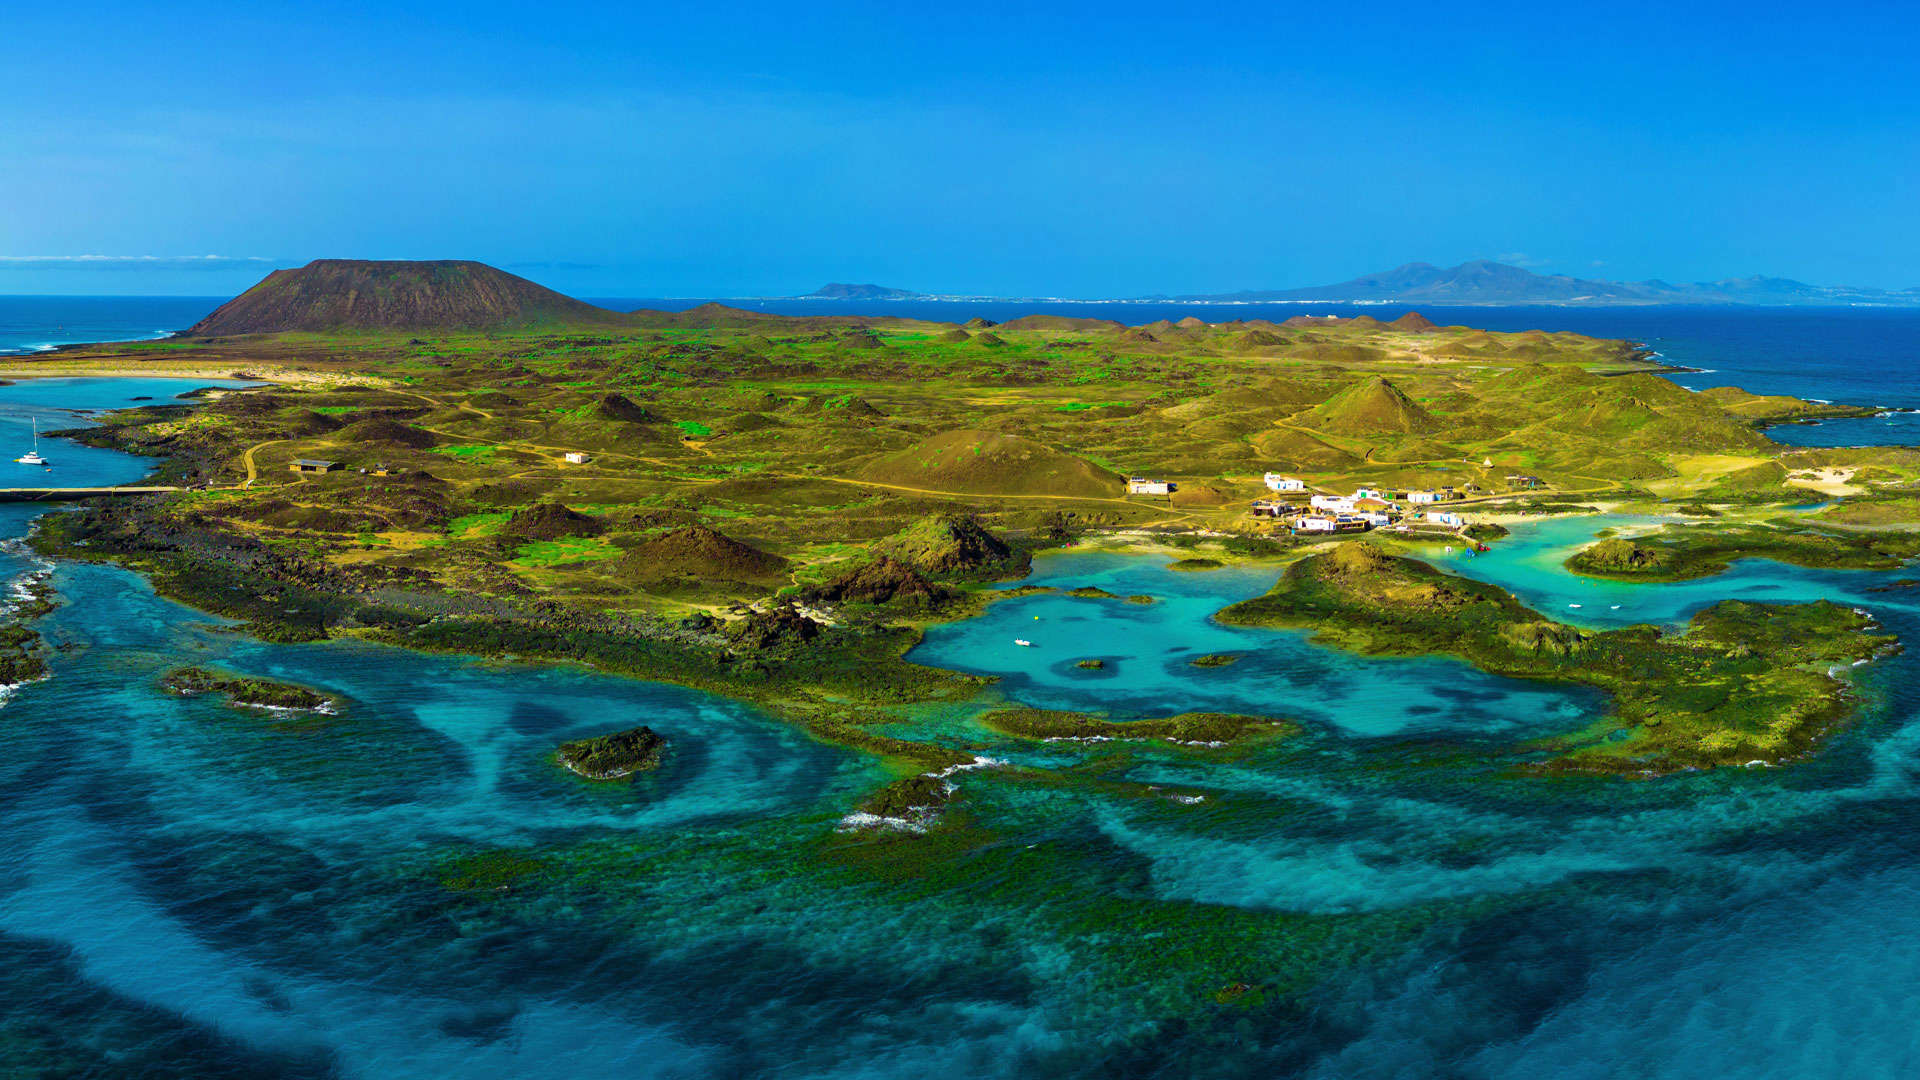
[16,418,48,467]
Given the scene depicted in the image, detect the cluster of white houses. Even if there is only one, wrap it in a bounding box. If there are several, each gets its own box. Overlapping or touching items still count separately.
[1256,473,1469,535]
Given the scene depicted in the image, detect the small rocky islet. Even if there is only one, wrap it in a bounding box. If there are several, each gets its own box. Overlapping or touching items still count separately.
[160,666,339,712]
[555,725,668,779]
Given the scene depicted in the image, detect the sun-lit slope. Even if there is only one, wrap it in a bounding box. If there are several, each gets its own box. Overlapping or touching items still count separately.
[857,429,1123,498]
[1297,375,1442,436]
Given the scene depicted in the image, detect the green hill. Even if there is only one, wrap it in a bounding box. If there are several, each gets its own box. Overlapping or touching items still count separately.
[858,429,1121,497]
[1301,376,1442,436]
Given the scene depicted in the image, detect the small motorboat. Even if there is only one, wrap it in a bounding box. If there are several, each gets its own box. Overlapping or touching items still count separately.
[1014,639,1033,647]
[1568,603,1583,609]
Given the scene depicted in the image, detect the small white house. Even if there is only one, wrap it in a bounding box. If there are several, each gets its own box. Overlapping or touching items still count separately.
[1357,510,1395,527]
[1127,477,1176,495]
[1309,494,1357,513]
[563,451,592,465]
[1406,489,1440,504]
[1294,515,1338,533]
[1264,473,1306,492]
[1429,511,1465,527]
[1353,487,1383,500]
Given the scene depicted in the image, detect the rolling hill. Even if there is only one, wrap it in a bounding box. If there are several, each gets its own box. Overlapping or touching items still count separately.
[858,429,1122,498]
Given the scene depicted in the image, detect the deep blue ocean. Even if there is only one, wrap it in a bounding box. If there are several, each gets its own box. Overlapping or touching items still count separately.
[5,302,1920,1076]
[0,296,215,357]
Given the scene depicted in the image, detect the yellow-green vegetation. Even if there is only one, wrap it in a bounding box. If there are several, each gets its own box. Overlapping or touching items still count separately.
[1217,542,1894,773]
[28,303,1910,785]
[46,303,1884,617]
[979,706,1299,745]
[1566,522,1920,582]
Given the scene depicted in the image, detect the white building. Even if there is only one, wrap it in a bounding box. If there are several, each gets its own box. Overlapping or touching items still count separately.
[1264,473,1306,492]
[1293,515,1338,532]
[1406,489,1440,504]
[1429,510,1465,527]
[1357,510,1394,527]
[563,451,592,464]
[1309,494,1357,513]
[1354,487,1383,500]
[1127,477,1175,495]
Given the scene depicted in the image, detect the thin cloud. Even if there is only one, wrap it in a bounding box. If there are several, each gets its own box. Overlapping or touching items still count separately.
[0,254,273,269]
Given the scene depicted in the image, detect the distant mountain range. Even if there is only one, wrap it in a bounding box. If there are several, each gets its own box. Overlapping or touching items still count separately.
[1161,261,1920,306]
[793,262,1920,307]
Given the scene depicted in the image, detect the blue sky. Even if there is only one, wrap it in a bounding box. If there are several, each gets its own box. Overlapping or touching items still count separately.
[4,1,1917,296]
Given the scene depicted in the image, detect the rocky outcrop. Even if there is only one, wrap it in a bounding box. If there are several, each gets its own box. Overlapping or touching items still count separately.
[162,667,337,711]
[876,515,1015,575]
[807,557,953,607]
[499,502,605,542]
[556,726,666,779]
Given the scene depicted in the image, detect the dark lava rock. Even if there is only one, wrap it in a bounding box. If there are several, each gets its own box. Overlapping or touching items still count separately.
[728,604,821,650]
[879,514,1014,575]
[860,774,950,819]
[807,556,952,606]
[596,392,656,423]
[500,502,605,542]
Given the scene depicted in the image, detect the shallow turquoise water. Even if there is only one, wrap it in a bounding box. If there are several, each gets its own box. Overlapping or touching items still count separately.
[11,380,1920,1076]
[911,551,1600,740]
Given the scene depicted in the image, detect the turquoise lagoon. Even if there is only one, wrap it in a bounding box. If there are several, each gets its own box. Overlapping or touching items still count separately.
[8,383,1920,1076]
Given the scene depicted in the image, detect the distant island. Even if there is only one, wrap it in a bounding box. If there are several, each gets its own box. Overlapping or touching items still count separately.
[778,261,1920,308]
[803,283,925,300]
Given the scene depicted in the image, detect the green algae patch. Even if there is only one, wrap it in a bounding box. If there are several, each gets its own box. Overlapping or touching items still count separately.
[161,666,338,713]
[1217,541,1896,774]
[1169,558,1225,572]
[437,849,549,893]
[980,706,1298,746]
[0,623,48,686]
[1189,653,1242,668]
[1565,522,1920,582]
